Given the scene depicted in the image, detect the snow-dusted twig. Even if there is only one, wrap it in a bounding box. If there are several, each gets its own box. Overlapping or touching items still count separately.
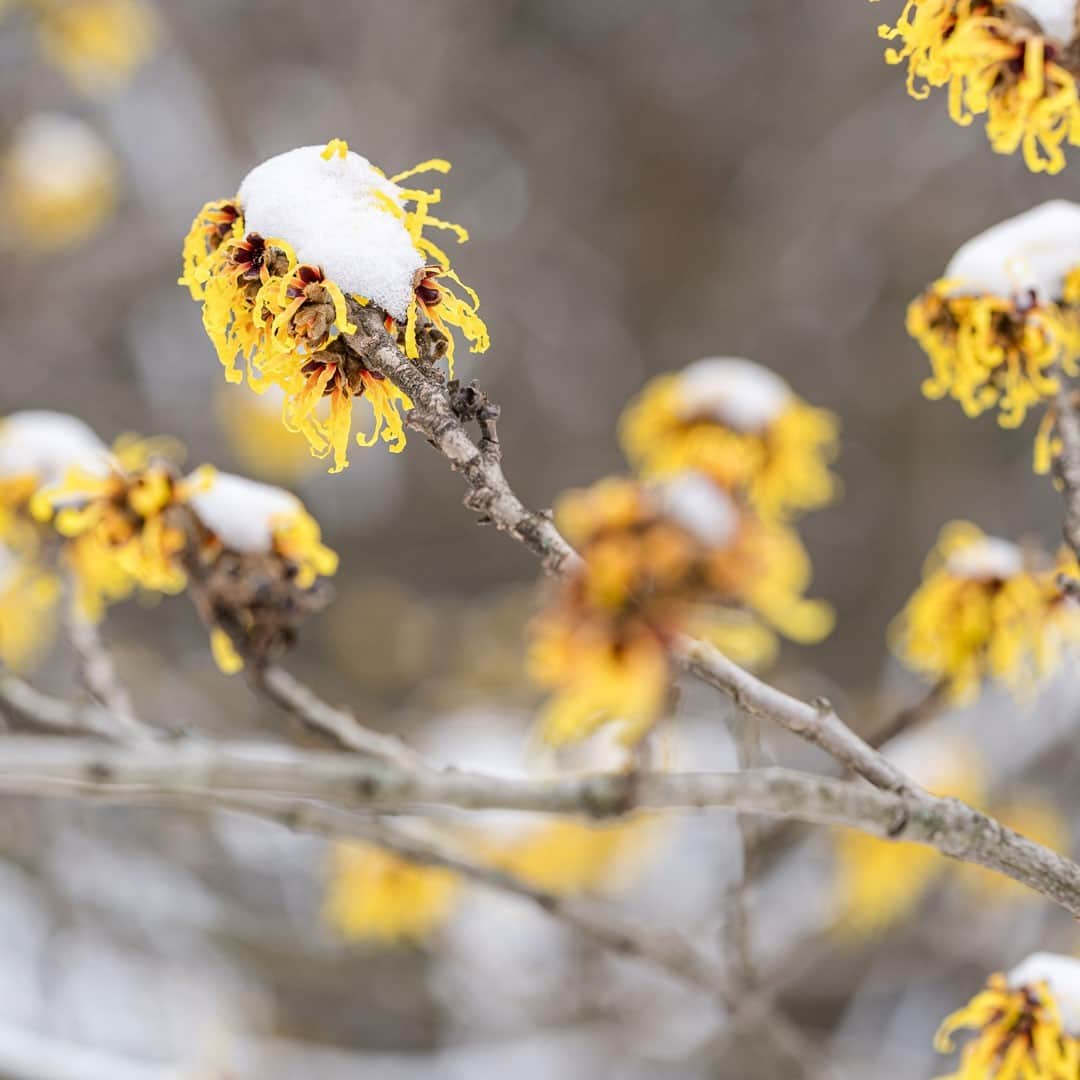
[0,737,1078,914]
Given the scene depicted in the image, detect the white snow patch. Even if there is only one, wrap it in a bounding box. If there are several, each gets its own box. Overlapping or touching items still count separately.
[0,411,108,484]
[652,472,738,547]
[1012,0,1076,41]
[7,113,115,198]
[676,357,791,431]
[944,201,1080,302]
[946,536,1024,580]
[185,470,300,554]
[238,145,424,321]
[1010,953,1080,1033]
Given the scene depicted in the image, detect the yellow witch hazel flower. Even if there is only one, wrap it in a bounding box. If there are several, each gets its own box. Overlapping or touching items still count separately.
[180,139,489,474]
[833,735,986,937]
[28,0,157,97]
[0,113,117,253]
[0,546,60,673]
[325,719,653,944]
[872,0,1080,173]
[31,434,191,613]
[936,953,1080,1078]
[907,201,1080,467]
[183,468,338,673]
[620,357,839,522]
[529,472,832,746]
[891,520,1080,704]
[0,410,134,622]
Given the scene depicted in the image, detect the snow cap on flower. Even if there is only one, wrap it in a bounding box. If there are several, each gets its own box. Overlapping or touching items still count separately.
[945,534,1025,580]
[185,469,308,555]
[676,357,792,432]
[944,200,1080,302]
[238,145,424,321]
[1012,0,1077,41]
[0,411,109,485]
[651,471,739,547]
[1009,953,1080,1034]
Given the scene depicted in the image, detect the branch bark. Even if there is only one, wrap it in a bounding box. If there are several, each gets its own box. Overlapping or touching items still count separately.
[0,737,1077,915]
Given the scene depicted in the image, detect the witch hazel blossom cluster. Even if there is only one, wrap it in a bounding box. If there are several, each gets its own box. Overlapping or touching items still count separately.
[181,139,489,474]
[872,0,1080,173]
[0,409,337,677]
[529,357,839,748]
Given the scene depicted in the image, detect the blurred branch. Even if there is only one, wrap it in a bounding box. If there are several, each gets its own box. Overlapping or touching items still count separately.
[1055,385,1080,560]
[0,670,125,740]
[62,594,151,742]
[0,737,1078,914]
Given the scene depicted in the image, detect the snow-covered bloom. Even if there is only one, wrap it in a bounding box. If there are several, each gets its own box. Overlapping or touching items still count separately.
[0,546,59,673]
[180,140,489,473]
[529,474,832,746]
[891,520,1080,704]
[1,113,117,253]
[873,0,1080,173]
[325,718,654,944]
[183,468,338,673]
[30,434,190,617]
[620,357,839,522]
[0,411,131,621]
[906,202,1080,458]
[935,953,1080,1077]
[30,0,157,96]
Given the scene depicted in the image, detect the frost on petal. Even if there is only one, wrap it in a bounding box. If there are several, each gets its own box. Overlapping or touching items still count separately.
[1009,953,1080,1034]
[185,470,301,555]
[946,535,1025,580]
[1011,0,1076,42]
[944,201,1080,302]
[238,145,424,321]
[676,357,792,431]
[651,472,739,547]
[0,411,109,485]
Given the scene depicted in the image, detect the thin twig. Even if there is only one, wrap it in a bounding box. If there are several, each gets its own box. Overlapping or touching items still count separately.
[254,664,429,770]
[62,595,151,742]
[0,671,123,740]
[723,709,761,991]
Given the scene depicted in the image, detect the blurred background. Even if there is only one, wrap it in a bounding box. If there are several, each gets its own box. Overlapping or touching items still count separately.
[2,1,1079,1077]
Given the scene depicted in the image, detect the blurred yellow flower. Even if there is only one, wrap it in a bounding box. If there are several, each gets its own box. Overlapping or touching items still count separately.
[620,357,838,522]
[0,553,60,673]
[891,521,1080,704]
[530,474,831,746]
[873,0,1080,173]
[31,0,156,96]
[936,958,1080,1078]
[325,843,460,944]
[180,141,488,473]
[1,113,117,253]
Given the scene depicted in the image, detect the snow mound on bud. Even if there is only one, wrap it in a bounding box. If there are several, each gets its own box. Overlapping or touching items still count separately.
[677,358,791,431]
[1012,0,1075,42]
[7,113,115,199]
[652,471,738,547]
[945,201,1080,303]
[1010,953,1080,1034]
[186,470,301,554]
[946,535,1024,580]
[0,411,109,484]
[238,145,424,321]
